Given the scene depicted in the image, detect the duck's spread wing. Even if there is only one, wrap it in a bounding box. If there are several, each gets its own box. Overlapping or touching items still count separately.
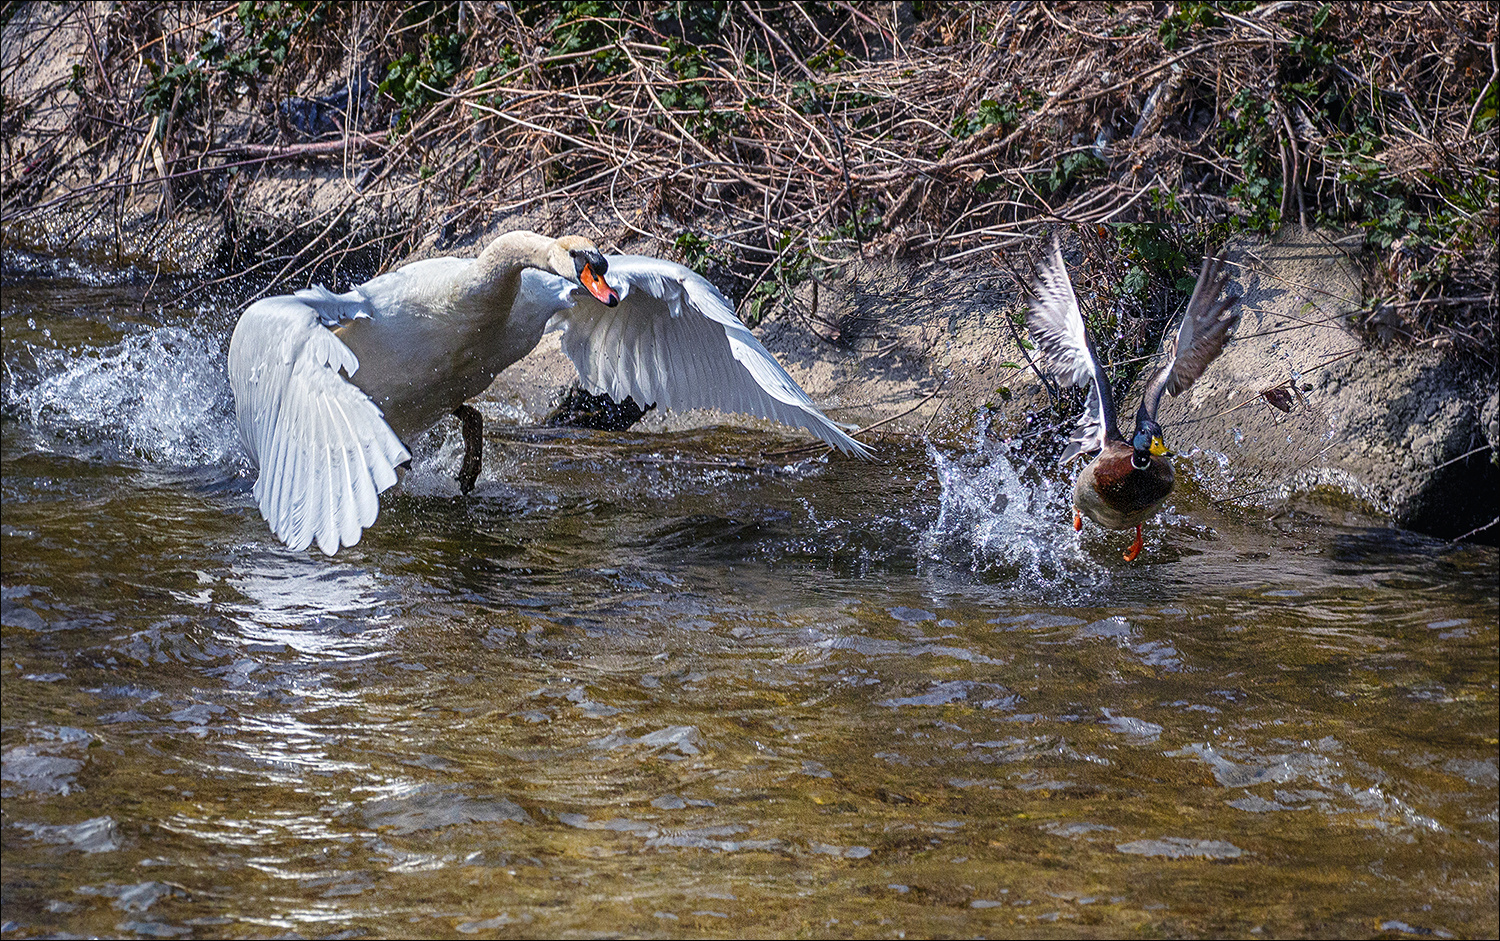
[551,255,871,458]
[1141,248,1242,419]
[1060,384,1107,464]
[1026,237,1094,389]
[1025,236,1113,461]
[228,295,410,555]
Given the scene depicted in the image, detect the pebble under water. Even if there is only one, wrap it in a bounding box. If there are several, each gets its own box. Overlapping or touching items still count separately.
[2,255,1496,939]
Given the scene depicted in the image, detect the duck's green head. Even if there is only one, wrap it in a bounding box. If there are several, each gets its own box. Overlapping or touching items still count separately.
[1130,418,1170,470]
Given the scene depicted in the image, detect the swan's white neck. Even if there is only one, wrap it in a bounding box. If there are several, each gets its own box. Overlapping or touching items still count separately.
[463,230,562,314]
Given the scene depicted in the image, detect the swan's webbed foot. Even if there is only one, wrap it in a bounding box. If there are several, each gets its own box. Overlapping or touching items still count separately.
[454,404,483,495]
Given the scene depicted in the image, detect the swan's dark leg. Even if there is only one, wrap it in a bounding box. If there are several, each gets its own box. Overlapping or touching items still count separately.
[453,404,483,495]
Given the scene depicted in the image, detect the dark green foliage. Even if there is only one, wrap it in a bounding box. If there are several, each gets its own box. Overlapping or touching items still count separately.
[515,1,630,78]
[1041,152,1106,197]
[952,97,1021,140]
[230,1,311,78]
[743,233,813,329]
[657,38,740,136]
[653,0,730,43]
[140,36,215,115]
[673,231,730,272]
[140,1,325,117]
[379,31,465,127]
[1114,224,1197,297]
[1218,88,1282,232]
[1158,2,1223,50]
[1157,1,1253,50]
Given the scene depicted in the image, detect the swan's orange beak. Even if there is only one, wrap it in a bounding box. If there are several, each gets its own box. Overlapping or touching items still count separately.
[581,263,618,307]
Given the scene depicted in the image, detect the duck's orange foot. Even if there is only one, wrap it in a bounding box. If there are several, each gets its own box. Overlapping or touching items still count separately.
[1122,525,1145,562]
[1073,511,1083,532]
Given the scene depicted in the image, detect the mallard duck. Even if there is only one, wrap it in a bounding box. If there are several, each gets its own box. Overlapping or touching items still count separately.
[1024,235,1241,561]
[228,230,870,555]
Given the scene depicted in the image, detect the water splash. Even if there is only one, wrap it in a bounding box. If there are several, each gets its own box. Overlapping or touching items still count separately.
[2,246,150,287]
[401,420,472,496]
[12,326,240,468]
[920,417,1097,585]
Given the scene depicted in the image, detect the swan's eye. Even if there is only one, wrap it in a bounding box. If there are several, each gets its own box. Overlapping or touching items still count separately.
[573,250,607,276]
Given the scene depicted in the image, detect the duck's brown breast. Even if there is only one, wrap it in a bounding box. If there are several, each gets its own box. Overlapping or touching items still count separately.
[1073,448,1175,530]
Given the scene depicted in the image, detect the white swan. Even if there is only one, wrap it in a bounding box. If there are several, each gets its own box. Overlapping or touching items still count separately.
[228,230,870,555]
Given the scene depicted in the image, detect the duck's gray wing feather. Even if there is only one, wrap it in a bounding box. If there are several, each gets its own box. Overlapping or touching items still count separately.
[1025,235,1119,461]
[1140,248,1242,421]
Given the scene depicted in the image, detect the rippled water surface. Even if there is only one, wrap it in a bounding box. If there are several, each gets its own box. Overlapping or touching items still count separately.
[3,257,1496,938]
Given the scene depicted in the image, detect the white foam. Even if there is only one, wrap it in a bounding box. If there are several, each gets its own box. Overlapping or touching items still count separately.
[16,326,241,467]
[920,415,1100,585]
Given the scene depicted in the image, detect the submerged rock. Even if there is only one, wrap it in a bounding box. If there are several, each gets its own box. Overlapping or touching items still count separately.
[544,384,655,431]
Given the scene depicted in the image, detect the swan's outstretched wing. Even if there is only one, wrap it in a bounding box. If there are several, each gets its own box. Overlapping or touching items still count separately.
[549,255,872,458]
[228,294,410,555]
[1140,248,1242,421]
[1024,236,1120,462]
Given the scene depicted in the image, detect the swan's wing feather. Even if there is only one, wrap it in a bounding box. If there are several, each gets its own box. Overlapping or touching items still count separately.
[340,257,477,321]
[1024,236,1113,460]
[292,285,372,326]
[291,258,479,328]
[552,255,871,458]
[228,295,411,554]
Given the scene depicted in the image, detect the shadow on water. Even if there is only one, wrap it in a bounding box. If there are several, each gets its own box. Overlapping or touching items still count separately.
[3,259,1496,939]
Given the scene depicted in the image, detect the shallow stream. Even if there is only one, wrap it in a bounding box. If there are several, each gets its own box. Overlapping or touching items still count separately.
[2,253,1496,938]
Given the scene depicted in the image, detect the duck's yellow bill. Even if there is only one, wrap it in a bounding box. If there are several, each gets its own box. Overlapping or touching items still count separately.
[1149,435,1172,457]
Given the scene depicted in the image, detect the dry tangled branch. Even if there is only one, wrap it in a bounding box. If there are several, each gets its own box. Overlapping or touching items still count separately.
[1,1,1494,361]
